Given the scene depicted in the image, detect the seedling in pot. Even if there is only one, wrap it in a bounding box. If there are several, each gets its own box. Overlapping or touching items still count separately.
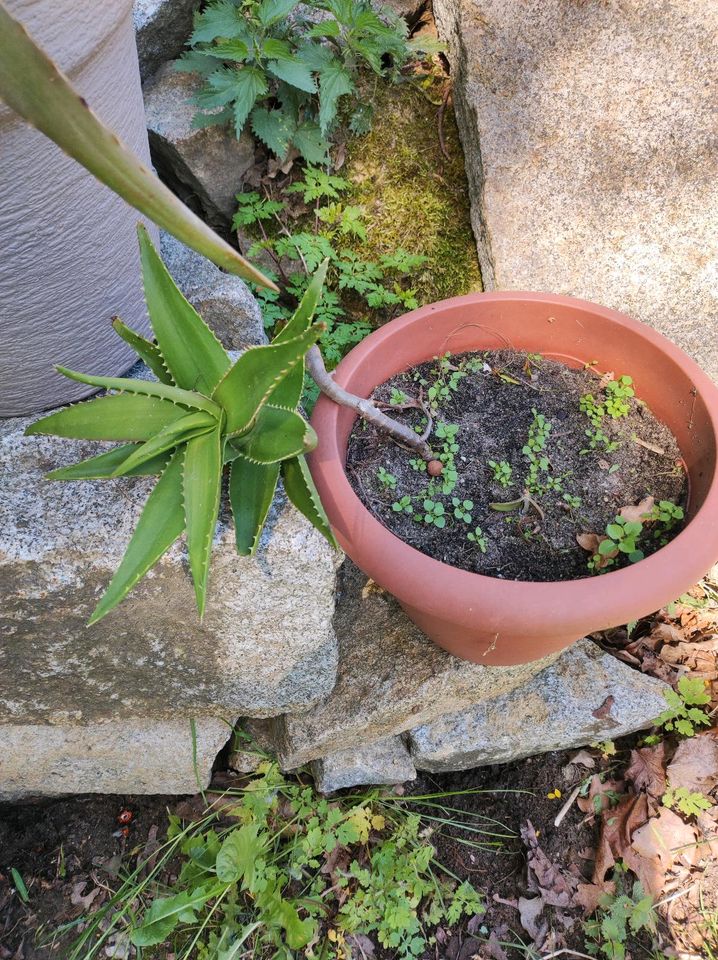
[467,527,488,553]
[488,459,512,488]
[392,495,414,516]
[451,498,474,523]
[377,466,397,490]
[423,499,446,528]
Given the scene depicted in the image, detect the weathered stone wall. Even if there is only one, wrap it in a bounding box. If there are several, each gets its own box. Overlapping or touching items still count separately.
[433,0,718,383]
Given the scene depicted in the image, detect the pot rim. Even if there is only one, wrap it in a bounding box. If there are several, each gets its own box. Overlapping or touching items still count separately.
[310,291,718,623]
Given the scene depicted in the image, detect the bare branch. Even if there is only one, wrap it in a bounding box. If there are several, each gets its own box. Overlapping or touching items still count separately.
[306,346,433,460]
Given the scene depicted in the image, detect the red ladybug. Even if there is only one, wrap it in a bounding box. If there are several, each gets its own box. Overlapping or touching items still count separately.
[117,809,133,825]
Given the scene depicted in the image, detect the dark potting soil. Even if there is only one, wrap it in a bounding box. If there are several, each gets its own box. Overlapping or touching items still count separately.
[346,350,687,581]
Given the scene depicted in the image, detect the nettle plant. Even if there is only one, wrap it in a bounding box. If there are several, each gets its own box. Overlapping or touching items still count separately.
[27,227,336,625]
[234,166,427,376]
[178,0,426,164]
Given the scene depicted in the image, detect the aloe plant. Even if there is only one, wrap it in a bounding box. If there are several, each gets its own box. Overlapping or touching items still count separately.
[0,1,275,290]
[26,226,336,624]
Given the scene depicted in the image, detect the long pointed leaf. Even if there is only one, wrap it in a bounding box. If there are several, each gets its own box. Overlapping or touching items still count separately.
[229,457,280,556]
[231,405,316,464]
[213,323,325,437]
[269,260,328,410]
[88,448,187,625]
[281,456,337,548]
[112,317,174,385]
[0,3,277,290]
[111,411,217,477]
[184,427,223,617]
[137,225,231,394]
[55,366,221,416]
[25,393,187,441]
[46,444,170,480]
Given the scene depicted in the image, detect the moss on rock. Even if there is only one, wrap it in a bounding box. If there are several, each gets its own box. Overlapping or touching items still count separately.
[344,79,482,304]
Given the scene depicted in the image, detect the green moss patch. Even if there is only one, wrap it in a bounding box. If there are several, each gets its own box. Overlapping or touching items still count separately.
[343,79,482,303]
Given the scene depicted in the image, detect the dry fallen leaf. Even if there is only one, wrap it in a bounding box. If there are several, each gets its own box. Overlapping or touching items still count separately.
[517,896,544,939]
[667,731,718,793]
[521,821,576,907]
[625,742,668,799]
[574,879,616,916]
[629,807,699,896]
[619,496,655,524]
[593,793,650,884]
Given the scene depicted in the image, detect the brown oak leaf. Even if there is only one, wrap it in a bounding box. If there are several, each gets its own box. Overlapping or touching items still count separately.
[593,793,650,884]
[619,496,655,524]
[625,742,668,799]
[667,731,718,793]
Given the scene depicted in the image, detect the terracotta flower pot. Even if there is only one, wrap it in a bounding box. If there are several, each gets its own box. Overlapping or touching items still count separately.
[310,292,718,665]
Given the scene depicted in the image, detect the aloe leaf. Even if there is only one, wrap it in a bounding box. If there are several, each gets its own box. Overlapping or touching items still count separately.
[281,456,337,549]
[55,366,222,417]
[269,260,328,410]
[184,427,223,616]
[111,317,174,386]
[213,322,325,437]
[489,498,524,513]
[25,393,187,441]
[46,445,170,480]
[88,447,186,625]
[229,457,280,556]
[137,225,230,394]
[111,411,217,477]
[0,3,277,290]
[231,405,317,464]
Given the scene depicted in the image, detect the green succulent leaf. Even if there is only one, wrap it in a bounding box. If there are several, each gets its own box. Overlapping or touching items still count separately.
[229,456,280,556]
[184,426,223,618]
[46,445,171,480]
[269,260,328,410]
[212,322,325,437]
[111,411,218,478]
[111,317,174,386]
[54,365,222,417]
[137,225,230,395]
[0,3,276,289]
[231,405,317,464]
[25,393,188,441]
[281,455,337,548]
[88,448,187,625]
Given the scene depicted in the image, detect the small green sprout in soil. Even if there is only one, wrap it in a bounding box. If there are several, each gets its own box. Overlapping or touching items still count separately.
[377,466,397,490]
[452,498,474,523]
[488,459,513,488]
[467,527,488,552]
[392,494,414,515]
[422,498,446,528]
[346,349,687,582]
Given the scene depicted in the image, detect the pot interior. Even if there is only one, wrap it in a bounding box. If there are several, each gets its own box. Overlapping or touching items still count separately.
[330,296,718,519]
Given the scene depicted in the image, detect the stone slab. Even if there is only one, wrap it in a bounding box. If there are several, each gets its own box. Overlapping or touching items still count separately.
[143,64,256,225]
[433,0,718,383]
[133,0,200,81]
[0,416,341,727]
[408,638,669,772]
[311,736,416,794]
[160,231,265,349]
[0,717,228,799]
[272,562,560,769]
